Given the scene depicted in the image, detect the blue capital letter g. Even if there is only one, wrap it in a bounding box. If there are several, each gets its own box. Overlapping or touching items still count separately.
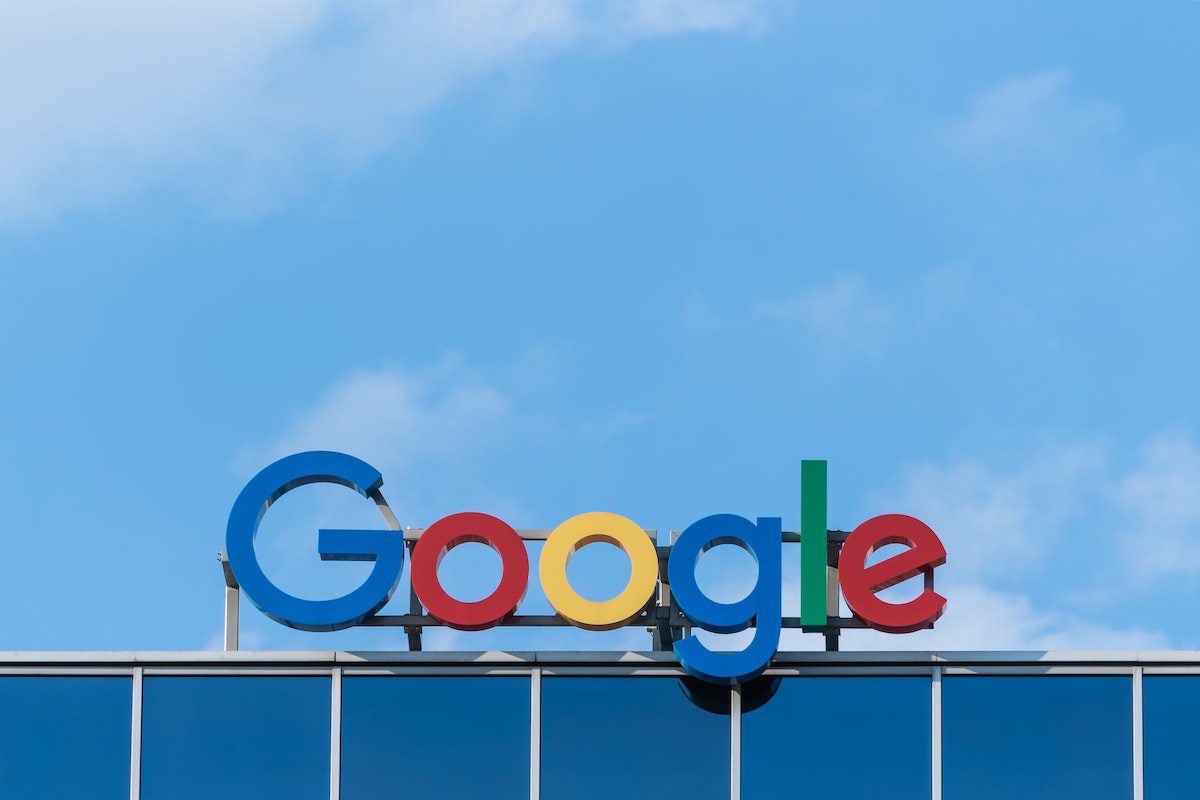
[225,451,406,632]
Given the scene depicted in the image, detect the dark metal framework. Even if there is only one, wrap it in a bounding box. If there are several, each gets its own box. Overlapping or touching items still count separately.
[220,529,875,653]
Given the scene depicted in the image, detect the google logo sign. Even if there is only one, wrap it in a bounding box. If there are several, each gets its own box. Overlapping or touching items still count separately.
[227,451,948,684]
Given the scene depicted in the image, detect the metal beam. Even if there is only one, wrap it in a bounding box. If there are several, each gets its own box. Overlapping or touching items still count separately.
[397,527,657,542]
[730,685,742,800]
[219,529,893,651]
[129,667,143,800]
[1133,666,1144,800]
[530,668,541,800]
[932,667,942,800]
[330,668,342,800]
[219,550,239,652]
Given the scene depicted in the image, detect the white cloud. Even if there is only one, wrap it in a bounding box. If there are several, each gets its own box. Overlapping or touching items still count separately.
[229,358,527,634]
[237,362,1197,653]
[267,358,511,471]
[1119,429,1200,579]
[754,274,893,353]
[747,265,978,357]
[829,435,1184,651]
[693,581,1168,654]
[0,0,768,224]
[837,583,1169,651]
[580,408,658,442]
[688,528,1171,653]
[601,0,769,38]
[875,440,1107,577]
[945,69,1120,159]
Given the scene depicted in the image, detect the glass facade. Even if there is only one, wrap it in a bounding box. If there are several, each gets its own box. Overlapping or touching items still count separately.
[542,677,730,800]
[942,676,1133,800]
[141,676,331,800]
[0,658,1185,799]
[341,676,529,799]
[0,676,131,799]
[1144,676,1200,798]
[743,677,931,800]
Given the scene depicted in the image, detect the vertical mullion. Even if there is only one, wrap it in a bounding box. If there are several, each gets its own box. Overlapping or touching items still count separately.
[731,685,742,800]
[530,668,541,800]
[1133,667,1144,800]
[331,668,342,800]
[130,667,143,800]
[932,667,942,800]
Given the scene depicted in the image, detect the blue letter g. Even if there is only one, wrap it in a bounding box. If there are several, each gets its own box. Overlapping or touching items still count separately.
[668,514,782,684]
[225,451,405,632]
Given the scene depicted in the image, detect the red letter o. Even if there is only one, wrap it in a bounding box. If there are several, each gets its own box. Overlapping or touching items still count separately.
[411,512,529,631]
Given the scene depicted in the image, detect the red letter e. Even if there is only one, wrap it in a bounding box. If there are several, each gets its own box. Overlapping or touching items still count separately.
[839,514,946,634]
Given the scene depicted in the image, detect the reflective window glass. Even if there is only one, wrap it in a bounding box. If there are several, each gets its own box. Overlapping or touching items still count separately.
[742,677,931,800]
[1144,676,1200,798]
[541,677,730,800]
[141,676,330,800]
[943,676,1132,800]
[0,676,131,798]
[341,676,529,799]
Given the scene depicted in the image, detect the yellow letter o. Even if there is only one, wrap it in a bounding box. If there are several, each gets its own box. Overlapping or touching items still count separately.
[539,511,658,630]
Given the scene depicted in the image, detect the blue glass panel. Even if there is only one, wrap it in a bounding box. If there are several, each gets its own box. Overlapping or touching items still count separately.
[943,676,1132,800]
[141,676,330,800]
[0,676,131,798]
[742,677,931,800]
[542,677,729,800]
[1144,676,1200,798]
[341,676,529,799]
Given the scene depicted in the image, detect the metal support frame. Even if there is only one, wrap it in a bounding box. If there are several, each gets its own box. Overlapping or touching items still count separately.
[218,529,904,652]
[824,534,843,651]
[403,538,423,652]
[219,550,239,652]
[651,533,680,651]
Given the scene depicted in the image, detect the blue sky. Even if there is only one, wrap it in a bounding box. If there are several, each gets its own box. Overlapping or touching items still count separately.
[1,0,1198,653]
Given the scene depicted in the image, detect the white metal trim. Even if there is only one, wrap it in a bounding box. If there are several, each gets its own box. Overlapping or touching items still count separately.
[130,667,143,800]
[224,586,239,652]
[10,649,1200,667]
[0,667,136,676]
[330,667,342,800]
[341,666,535,678]
[537,666,689,678]
[338,650,536,665]
[530,668,541,800]
[762,666,937,678]
[730,686,741,800]
[1133,666,1143,800]
[941,665,1137,676]
[932,667,942,800]
[141,667,335,677]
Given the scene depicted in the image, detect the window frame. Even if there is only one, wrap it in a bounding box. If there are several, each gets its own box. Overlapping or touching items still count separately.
[3,652,1192,800]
